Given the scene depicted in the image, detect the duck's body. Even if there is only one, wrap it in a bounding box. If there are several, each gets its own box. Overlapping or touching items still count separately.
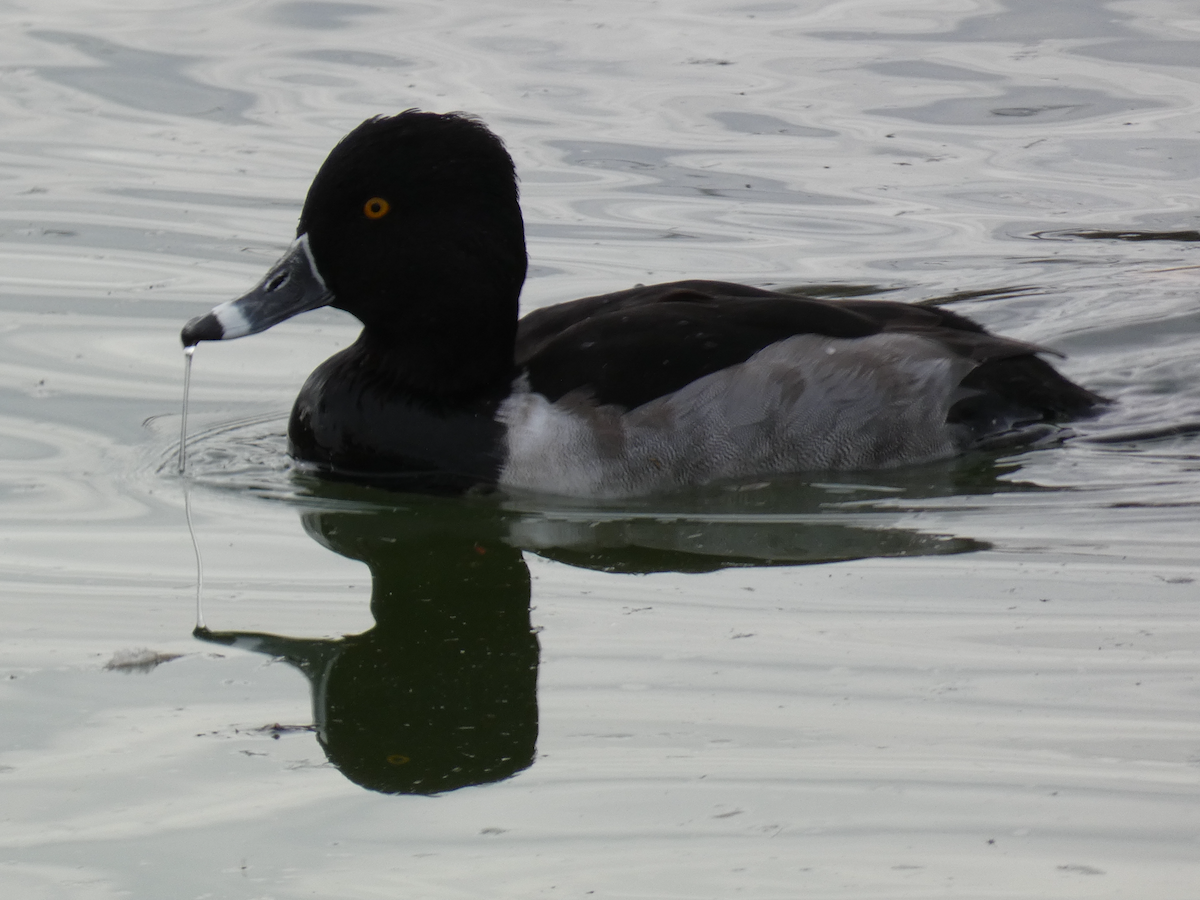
[182,111,1105,498]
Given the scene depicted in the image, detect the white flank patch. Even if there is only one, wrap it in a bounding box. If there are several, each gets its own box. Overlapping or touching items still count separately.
[498,333,977,498]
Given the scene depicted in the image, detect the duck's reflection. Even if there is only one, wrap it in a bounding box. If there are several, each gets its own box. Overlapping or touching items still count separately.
[193,463,1003,795]
[197,504,537,795]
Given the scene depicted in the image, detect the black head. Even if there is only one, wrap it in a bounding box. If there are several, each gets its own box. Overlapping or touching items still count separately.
[299,111,528,393]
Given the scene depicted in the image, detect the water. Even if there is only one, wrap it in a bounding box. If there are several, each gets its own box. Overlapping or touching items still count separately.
[2,0,1199,896]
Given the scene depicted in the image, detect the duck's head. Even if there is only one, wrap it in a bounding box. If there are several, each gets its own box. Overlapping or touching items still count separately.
[182,111,528,389]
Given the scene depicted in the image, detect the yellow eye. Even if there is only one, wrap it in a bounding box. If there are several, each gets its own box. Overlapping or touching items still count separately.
[363,197,390,219]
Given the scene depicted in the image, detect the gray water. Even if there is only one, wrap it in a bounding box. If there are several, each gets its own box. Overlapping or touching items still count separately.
[2,1,1199,897]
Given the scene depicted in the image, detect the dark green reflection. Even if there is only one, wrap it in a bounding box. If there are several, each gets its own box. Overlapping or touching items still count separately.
[192,456,1017,795]
[197,500,537,795]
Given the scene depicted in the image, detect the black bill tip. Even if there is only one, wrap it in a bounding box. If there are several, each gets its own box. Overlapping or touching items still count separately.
[181,313,224,347]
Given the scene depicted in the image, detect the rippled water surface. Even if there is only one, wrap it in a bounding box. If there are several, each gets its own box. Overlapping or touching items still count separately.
[2,1,1199,897]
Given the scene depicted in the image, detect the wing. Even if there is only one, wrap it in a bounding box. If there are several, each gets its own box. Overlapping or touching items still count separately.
[516,281,886,409]
[515,280,1064,411]
[515,280,786,366]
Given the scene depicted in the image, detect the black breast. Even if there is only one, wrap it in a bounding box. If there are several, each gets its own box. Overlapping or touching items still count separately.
[287,338,508,491]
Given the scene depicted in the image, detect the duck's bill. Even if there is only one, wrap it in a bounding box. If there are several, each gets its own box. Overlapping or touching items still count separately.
[181,234,333,346]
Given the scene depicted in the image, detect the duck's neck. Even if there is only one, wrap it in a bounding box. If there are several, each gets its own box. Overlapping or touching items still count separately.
[354,294,519,403]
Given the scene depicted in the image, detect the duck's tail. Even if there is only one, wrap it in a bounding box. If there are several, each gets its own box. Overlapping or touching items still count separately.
[948,354,1109,448]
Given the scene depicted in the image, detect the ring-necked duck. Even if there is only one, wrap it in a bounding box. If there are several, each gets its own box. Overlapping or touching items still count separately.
[181,110,1106,497]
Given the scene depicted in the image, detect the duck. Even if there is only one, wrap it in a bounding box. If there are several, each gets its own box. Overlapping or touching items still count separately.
[181,110,1106,498]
